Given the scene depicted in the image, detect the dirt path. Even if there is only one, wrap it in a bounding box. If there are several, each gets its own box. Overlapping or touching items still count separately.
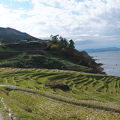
[0,113,3,120]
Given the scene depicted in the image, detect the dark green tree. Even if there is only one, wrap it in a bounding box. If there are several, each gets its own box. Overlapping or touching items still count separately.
[63,38,68,48]
[59,36,64,48]
[69,39,75,49]
[50,35,59,44]
[59,36,68,48]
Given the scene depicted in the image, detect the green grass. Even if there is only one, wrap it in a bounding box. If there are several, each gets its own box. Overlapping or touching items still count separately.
[0,68,120,120]
[0,53,92,73]
[0,43,102,73]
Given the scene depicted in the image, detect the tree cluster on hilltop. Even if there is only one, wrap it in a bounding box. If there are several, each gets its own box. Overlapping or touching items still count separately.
[50,35,75,50]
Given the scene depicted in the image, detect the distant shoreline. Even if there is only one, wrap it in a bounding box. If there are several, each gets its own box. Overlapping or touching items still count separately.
[89,51,120,76]
[84,47,120,53]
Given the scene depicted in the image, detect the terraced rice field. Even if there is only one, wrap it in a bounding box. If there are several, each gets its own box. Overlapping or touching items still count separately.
[0,68,120,120]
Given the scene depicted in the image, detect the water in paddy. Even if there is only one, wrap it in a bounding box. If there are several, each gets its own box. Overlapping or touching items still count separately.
[89,51,120,76]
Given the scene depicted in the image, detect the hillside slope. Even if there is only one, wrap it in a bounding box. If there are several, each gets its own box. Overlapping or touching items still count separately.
[0,42,104,74]
[0,68,119,120]
[0,27,104,74]
[0,27,39,43]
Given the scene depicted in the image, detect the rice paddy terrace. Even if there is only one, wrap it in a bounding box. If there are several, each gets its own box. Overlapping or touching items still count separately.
[0,68,120,120]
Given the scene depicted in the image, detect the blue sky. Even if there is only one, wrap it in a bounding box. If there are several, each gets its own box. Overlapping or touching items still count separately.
[0,0,120,49]
[0,0,32,10]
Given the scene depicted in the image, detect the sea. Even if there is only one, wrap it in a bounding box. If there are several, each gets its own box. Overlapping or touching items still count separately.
[89,51,120,76]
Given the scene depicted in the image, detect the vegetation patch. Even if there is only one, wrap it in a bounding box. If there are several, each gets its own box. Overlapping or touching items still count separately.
[0,68,119,120]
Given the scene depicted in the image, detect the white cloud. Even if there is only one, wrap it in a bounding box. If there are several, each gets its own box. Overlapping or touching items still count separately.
[0,0,120,48]
[13,0,30,2]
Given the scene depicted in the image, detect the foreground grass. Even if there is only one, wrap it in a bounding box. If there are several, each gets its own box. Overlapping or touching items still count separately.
[0,68,120,120]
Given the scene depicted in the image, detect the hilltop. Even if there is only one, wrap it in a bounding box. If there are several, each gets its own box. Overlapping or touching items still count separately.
[0,40,104,74]
[0,28,105,74]
[0,27,39,43]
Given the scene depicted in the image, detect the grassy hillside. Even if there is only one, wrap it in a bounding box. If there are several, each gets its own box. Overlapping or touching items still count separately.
[0,42,104,74]
[0,27,39,43]
[0,68,120,120]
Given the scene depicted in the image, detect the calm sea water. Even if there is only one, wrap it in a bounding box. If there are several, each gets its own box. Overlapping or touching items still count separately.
[89,51,120,76]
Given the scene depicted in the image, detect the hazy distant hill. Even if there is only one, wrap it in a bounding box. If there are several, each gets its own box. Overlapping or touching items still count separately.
[85,47,120,53]
[0,27,38,43]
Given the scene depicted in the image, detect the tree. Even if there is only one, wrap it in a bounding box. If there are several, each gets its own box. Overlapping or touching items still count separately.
[50,35,59,44]
[59,36,64,48]
[50,35,75,50]
[59,36,68,48]
[63,38,68,47]
[69,39,75,49]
